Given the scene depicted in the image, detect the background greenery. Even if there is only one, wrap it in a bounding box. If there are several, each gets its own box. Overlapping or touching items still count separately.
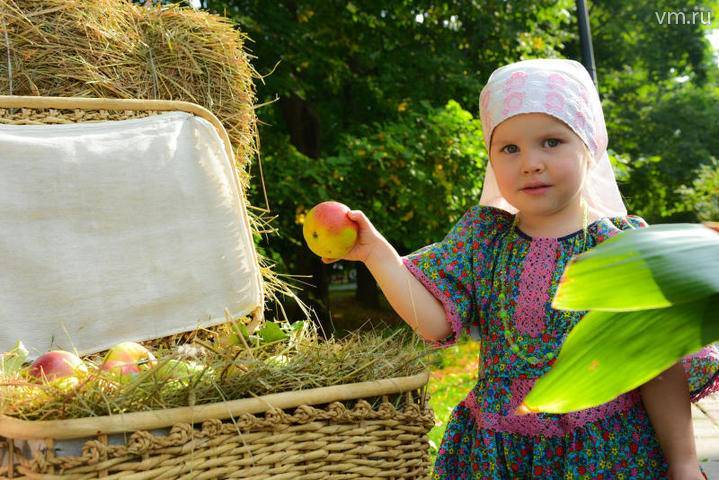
[183,0,719,331]
[152,0,719,467]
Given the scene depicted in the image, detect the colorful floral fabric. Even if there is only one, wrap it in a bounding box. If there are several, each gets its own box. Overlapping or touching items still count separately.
[402,205,719,479]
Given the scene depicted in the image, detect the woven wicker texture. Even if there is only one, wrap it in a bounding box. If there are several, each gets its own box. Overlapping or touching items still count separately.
[0,107,156,125]
[3,393,434,479]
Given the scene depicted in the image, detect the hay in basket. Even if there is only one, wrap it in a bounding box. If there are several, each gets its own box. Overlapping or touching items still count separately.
[0,1,436,478]
[0,323,433,476]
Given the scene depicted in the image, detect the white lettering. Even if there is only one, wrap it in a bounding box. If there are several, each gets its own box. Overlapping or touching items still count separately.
[655,10,712,25]
[667,11,685,24]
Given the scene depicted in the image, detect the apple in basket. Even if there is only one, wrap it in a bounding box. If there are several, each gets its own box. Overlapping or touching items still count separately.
[154,359,205,383]
[29,350,88,387]
[303,201,358,259]
[100,341,157,376]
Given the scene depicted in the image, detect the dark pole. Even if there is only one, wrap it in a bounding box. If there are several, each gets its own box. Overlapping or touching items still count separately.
[576,0,597,86]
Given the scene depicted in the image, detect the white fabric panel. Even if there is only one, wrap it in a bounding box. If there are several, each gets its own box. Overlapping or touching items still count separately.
[0,111,262,357]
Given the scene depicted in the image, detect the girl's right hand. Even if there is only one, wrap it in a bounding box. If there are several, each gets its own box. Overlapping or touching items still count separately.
[321,210,385,265]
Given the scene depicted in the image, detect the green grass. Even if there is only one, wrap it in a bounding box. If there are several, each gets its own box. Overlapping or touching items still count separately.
[328,287,480,471]
[426,338,480,467]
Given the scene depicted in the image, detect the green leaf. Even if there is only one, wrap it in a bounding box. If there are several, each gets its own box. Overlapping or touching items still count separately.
[257,321,289,344]
[0,341,29,377]
[230,321,250,340]
[553,224,719,311]
[523,295,719,414]
[290,320,307,333]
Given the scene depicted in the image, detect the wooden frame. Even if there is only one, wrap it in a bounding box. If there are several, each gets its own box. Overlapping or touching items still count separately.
[0,372,429,440]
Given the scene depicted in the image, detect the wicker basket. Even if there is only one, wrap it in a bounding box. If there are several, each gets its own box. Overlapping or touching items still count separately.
[0,372,433,479]
[0,96,434,479]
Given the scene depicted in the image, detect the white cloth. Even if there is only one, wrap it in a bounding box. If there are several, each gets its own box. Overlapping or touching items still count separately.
[0,112,262,357]
[478,58,627,218]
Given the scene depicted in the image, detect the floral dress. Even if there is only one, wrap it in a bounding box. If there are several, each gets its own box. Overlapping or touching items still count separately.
[402,205,719,479]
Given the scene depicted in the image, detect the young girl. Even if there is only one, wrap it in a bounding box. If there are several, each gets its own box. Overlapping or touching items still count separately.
[324,59,719,479]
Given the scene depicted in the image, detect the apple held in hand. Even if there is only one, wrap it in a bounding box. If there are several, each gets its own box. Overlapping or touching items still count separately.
[29,350,87,382]
[303,201,358,258]
[100,341,157,376]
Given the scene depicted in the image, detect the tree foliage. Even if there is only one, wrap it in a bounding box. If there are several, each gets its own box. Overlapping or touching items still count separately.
[333,100,487,250]
[259,100,487,254]
[617,83,719,221]
[167,0,719,325]
[676,157,719,221]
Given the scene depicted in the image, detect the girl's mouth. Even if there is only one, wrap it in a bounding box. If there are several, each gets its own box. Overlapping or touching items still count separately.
[521,185,552,195]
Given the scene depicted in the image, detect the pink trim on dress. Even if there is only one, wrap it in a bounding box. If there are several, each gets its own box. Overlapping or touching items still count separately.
[514,238,558,337]
[461,379,641,437]
[402,257,463,348]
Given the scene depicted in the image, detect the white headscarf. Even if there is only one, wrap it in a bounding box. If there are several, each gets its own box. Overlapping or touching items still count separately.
[478,58,627,218]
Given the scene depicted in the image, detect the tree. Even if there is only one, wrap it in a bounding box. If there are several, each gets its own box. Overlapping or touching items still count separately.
[194,0,717,331]
[578,1,719,222]
[204,0,574,329]
[257,100,488,316]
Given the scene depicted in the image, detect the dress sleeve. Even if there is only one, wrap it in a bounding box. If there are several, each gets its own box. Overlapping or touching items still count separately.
[401,205,496,349]
[621,214,719,402]
[683,345,719,402]
[623,214,650,229]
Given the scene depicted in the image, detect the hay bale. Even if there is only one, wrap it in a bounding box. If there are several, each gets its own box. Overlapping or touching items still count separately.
[0,0,304,316]
[0,0,257,170]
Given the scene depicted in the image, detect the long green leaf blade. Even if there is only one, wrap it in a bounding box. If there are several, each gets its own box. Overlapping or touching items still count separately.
[553,224,719,311]
[522,295,718,413]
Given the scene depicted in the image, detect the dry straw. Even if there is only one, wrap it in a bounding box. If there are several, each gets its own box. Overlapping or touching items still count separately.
[0,0,311,323]
[0,1,434,423]
[0,322,430,421]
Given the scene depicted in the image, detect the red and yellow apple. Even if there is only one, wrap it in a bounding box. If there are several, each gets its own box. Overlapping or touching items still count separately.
[100,341,157,376]
[303,201,358,258]
[29,350,87,382]
[101,359,141,376]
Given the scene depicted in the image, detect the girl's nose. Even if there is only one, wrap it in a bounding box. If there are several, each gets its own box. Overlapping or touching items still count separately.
[523,165,544,174]
[521,155,545,174]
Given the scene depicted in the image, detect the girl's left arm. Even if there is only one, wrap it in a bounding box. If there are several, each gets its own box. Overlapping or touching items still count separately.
[639,362,705,480]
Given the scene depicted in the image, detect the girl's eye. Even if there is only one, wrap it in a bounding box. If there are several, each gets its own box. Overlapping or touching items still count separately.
[545,138,561,148]
[500,138,562,154]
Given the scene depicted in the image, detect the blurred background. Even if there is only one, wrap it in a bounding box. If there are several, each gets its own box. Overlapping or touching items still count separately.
[141,0,718,336]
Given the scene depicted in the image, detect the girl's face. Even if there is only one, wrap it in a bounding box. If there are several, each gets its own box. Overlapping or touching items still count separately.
[489,113,590,216]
